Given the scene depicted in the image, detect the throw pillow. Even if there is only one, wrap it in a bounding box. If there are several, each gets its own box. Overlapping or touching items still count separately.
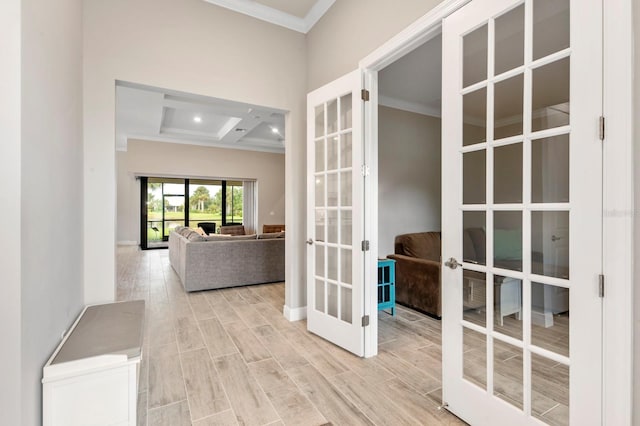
[195,227,206,236]
[494,229,522,261]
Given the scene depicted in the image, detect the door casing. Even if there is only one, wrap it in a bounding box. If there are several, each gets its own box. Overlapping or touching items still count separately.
[357,0,634,422]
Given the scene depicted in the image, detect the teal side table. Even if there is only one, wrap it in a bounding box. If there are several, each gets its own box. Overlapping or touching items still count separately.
[377,259,396,316]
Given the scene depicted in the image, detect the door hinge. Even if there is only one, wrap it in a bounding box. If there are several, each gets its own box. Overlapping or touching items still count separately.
[361,89,370,102]
[598,274,605,298]
[361,315,370,327]
[361,240,370,251]
[361,164,370,177]
[599,116,605,141]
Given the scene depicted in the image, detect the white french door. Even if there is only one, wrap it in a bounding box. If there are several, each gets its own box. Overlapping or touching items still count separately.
[441,0,602,425]
[306,70,365,356]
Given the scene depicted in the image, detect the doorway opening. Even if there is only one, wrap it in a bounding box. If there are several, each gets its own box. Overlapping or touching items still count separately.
[361,0,609,423]
[115,81,286,250]
[377,34,443,320]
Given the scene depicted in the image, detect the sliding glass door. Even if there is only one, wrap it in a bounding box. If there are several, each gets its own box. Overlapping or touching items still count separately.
[140,177,248,249]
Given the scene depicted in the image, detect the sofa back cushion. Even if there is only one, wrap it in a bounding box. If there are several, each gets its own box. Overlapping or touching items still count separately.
[178,227,195,237]
[202,234,233,241]
[258,231,285,239]
[188,232,205,241]
[394,232,441,261]
[199,234,257,241]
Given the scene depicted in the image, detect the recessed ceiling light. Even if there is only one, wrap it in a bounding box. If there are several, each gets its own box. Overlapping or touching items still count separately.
[235,128,247,132]
[271,127,279,133]
[193,116,202,123]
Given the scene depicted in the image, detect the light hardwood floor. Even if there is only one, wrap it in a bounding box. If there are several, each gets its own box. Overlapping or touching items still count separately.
[117,246,465,426]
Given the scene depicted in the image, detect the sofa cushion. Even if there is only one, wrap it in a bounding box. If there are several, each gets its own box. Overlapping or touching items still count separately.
[187,233,205,242]
[195,227,207,236]
[394,232,441,261]
[230,234,257,240]
[202,234,233,241]
[494,228,522,260]
[257,231,285,239]
[200,234,257,241]
[465,228,486,264]
[179,227,195,237]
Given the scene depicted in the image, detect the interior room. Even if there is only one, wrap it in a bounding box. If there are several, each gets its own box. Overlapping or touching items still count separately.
[115,82,287,250]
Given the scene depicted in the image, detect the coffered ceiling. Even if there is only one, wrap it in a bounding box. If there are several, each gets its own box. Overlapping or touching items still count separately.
[115,82,286,153]
[202,0,335,33]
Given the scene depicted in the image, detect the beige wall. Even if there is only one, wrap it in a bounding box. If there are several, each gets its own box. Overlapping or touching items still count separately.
[378,107,441,256]
[306,0,442,91]
[84,0,307,307]
[0,1,22,424]
[20,0,85,424]
[117,140,285,243]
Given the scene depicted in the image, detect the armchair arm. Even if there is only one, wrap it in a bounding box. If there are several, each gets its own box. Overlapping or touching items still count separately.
[387,254,441,318]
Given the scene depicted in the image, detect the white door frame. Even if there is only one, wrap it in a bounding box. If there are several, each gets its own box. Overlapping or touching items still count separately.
[359,0,633,422]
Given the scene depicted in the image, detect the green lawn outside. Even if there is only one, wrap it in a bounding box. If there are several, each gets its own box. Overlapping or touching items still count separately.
[148,211,221,221]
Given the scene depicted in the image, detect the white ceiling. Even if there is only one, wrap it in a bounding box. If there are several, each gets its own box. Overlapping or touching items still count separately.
[203,0,335,33]
[115,82,286,153]
[378,35,443,118]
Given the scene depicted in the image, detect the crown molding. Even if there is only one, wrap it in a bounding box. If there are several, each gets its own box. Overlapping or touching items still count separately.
[202,0,335,34]
[378,95,441,118]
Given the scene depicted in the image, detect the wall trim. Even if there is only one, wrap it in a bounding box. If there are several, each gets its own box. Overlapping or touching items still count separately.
[602,0,634,423]
[117,241,138,246]
[283,305,307,321]
[360,0,471,71]
[378,95,441,117]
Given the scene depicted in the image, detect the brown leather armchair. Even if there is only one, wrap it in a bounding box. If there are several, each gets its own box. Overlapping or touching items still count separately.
[388,232,442,318]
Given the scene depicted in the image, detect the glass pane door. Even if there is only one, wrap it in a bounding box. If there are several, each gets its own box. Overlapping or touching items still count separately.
[162,182,185,239]
[442,0,602,424]
[307,69,364,356]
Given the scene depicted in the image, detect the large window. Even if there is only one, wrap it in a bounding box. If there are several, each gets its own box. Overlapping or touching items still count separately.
[140,177,245,249]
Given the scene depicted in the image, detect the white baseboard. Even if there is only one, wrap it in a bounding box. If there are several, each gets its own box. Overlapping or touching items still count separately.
[283,305,307,321]
[117,241,138,246]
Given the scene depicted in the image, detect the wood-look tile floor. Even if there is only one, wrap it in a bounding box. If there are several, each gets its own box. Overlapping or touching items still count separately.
[117,247,468,426]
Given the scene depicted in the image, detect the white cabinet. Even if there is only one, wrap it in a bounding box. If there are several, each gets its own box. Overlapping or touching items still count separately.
[42,300,145,426]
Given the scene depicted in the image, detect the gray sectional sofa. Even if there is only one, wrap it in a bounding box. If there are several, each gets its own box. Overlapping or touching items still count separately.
[169,227,285,292]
